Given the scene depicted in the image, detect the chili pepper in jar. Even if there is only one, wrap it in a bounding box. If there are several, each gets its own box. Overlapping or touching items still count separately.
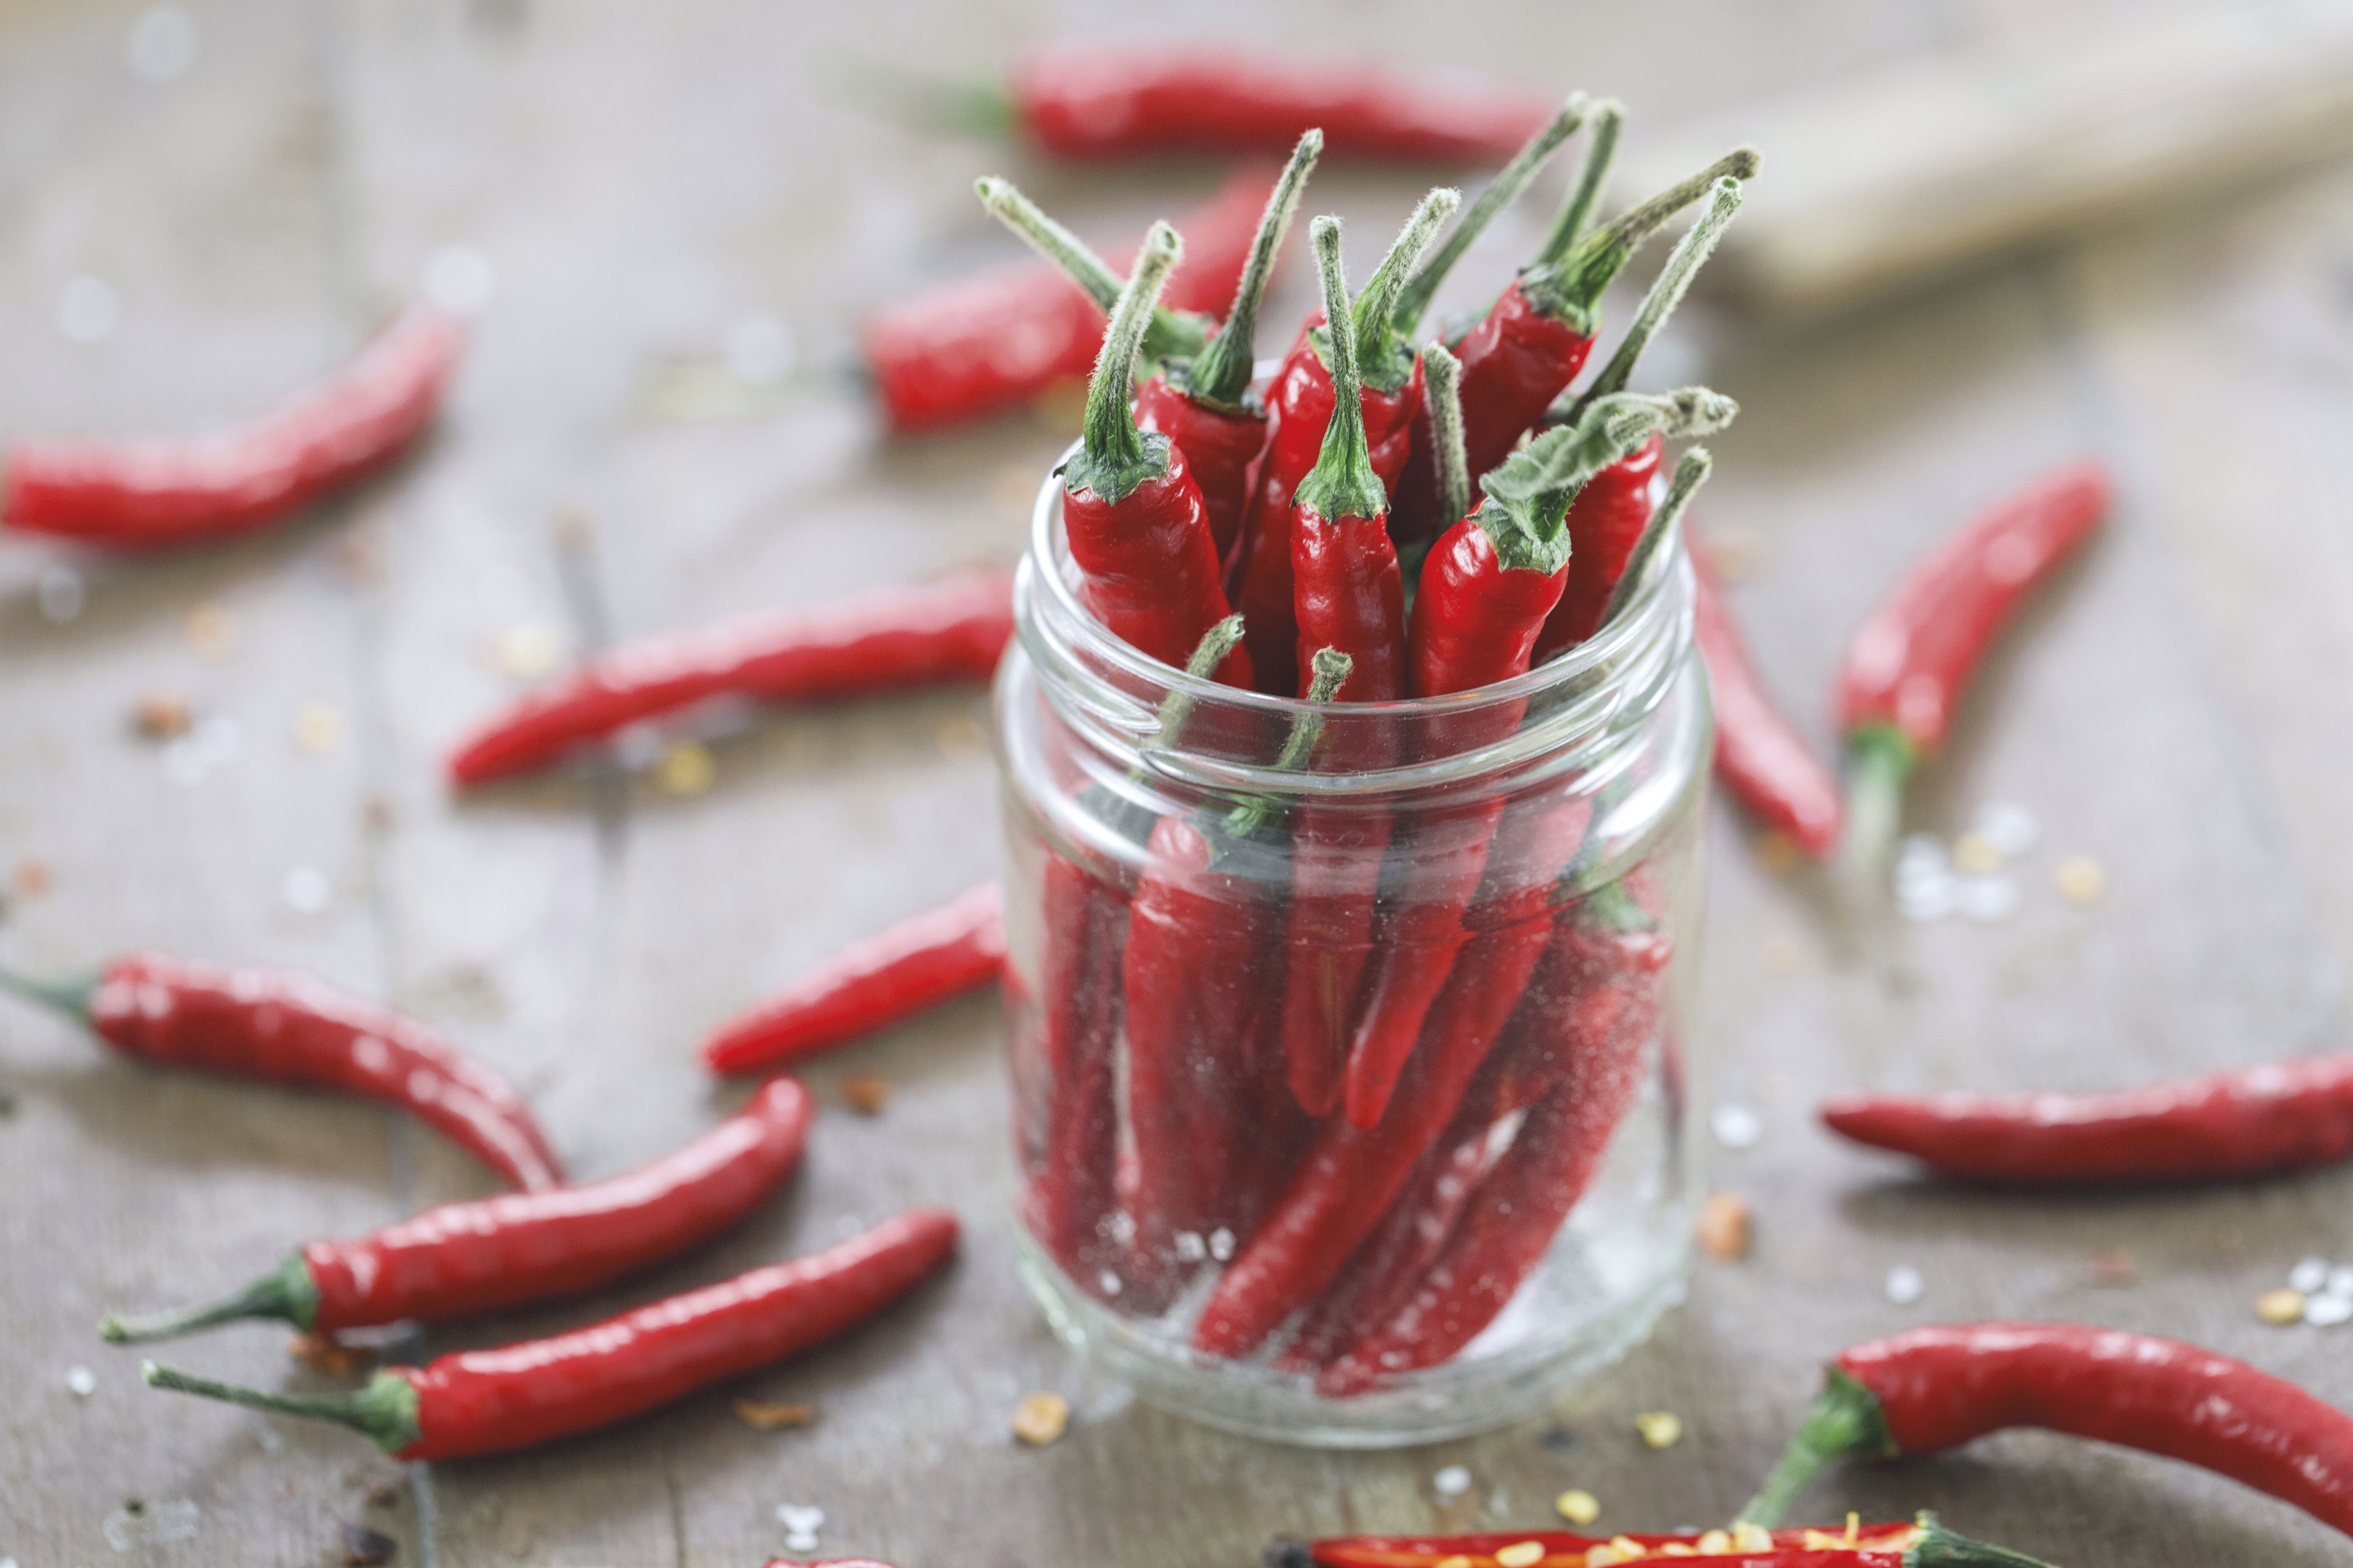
[3,303,462,551]
[101,1078,812,1343]
[1228,185,1461,692]
[1742,1322,2353,1536]
[1057,223,1252,682]
[1821,1052,2353,1184]
[1691,542,1845,859]
[1135,131,1322,558]
[445,570,1013,787]
[1271,1512,2056,1567]
[865,164,1268,432]
[0,952,560,1192]
[142,1207,958,1460]
[1836,464,2112,873]
[702,883,1004,1074]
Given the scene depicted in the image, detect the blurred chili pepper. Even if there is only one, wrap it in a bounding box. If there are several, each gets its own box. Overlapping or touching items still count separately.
[1272,1512,2054,1567]
[1691,542,1844,858]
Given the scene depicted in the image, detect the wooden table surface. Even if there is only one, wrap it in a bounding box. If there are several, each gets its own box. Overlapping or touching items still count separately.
[6,1,2353,1563]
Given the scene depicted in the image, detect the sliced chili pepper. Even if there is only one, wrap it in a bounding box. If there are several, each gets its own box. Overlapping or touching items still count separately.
[142,1206,956,1460]
[702,883,1004,1074]
[1821,1052,2353,1183]
[1274,1512,2053,1567]
[0,952,560,1192]
[445,570,1012,787]
[1058,223,1252,682]
[864,165,1267,432]
[1691,542,1844,858]
[1836,464,2112,872]
[1135,131,1321,558]
[3,303,462,550]
[1744,1322,2353,1536]
[100,1077,812,1343]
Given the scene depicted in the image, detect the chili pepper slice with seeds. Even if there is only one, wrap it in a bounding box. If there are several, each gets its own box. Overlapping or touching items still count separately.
[101,1077,812,1343]
[0,952,561,1192]
[446,570,1014,786]
[1742,1322,2353,1536]
[4,303,462,551]
[702,883,1005,1074]
[866,164,1268,432]
[1837,464,2112,872]
[1270,1512,2056,1567]
[144,1207,958,1460]
[1691,542,1844,858]
[1820,1052,2353,1183]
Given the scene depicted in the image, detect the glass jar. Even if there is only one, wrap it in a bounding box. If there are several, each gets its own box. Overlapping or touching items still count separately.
[993,453,1712,1448]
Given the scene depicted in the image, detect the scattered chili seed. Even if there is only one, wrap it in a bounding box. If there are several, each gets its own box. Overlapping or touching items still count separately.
[284,865,334,913]
[1494,1543,1545,1568]
[2248,1284,2297,1322]
[1555,1488,1601,1525]
[1012,1390,1069,1446]
[1975,801,2038,856]
[67,1365,96,1396]
[1634,1411,1682,1449]
[1708,1103,1761,1150]
[2291,1257,2331,1293]
[654,741,716,796]
[497,622,562,679]
[731,1397,818,1430]
[340,1522,397,1566]
[289,1333,373,1376]
[13,860,51,899]
[1697,1192,1752,1261]
[1432,1464,1472,1497]
[841,1077,892,1116]
[1885,1265,1925,1305]
[185,603,237,659]
[2056,855,2106,903]
[132,691,193,739]
[2306,1293,2353,1327]
[1949,832,2003,875]
[295,702,345,753]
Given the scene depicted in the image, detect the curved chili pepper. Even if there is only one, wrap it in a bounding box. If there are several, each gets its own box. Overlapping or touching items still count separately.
[1273,1512,2054,1567]
[0,952,560,1192]
[1821,1053,2353,1183]
[1058,223,1252,683]
[143,1207,958,1460]
[702,883,1004,1074]
[3,303,461,551]
[1837,464,2112,871]
[864,165,1267,432]
[100,1077,813,1343]
[1135,131,1321,558]
[999,45,1558,162]
[1743,1322,2353,1536]
[1691,542,1844,858]
[446,570,1012,786]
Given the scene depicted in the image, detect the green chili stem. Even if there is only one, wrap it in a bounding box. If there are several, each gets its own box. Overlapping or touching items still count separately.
[1568,176,1745,421]
[0,964,99,1022]
[1185,132,1321,408]
[1906,1514,2064,1568]
[1062,223,1182,506]
[1597,446,1712,630]
[101,1252,319,1343]
[1534,98,1625,265]
[1225,648,1352,838]
[1839,724,1918,882]
[1395,95,1589,335]
[1291,218,1389,526]
[1347,189,1458,393]
[142,1361,424,1456]
[1525,145,1761,331]
[1739,1366,1899,1528]
[973,178,1208,363]
[1151,615,1247,743]
[1422,343,1469,527]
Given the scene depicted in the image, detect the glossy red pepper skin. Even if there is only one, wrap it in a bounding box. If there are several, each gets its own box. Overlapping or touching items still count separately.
[2,304,462,550]
[446,571,1014,786]
[1291,506,1407,703]
[308,1078,811,1333]
[1019,856,1129,1297]
[91,952,561,1192]
[1065,442,1253,683]
[702,883,1005,1073]
[1009,46,1552,162]
[1134,374,1266,561]
[1690,545,1844,858]
[1837,465,2112,754]
[1822,1053,2353,1183]
[1292,1523,1931,1567]
[861,169,1265,432]
[1408,514,1572,698]
[1529,433,1662,660]
[394,1207,958,1459]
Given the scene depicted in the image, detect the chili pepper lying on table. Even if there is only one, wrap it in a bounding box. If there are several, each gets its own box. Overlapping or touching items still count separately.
[1742,1322,2353,1536]
[445,569,1013,787]
[1837,463,2112,873]
[0,951,560,1192]
[702,883,1004,1074]
[1691,541,1844,858]
[143,1207,958,1460]
[1821,1051,2353,1183]
[1269,1512,2055,1567]
[3,302,462,550]
[101,1077,812,1343]
[863,163,1267,432]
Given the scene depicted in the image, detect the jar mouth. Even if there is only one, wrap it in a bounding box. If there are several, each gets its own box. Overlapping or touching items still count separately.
[1018,439,1695,795]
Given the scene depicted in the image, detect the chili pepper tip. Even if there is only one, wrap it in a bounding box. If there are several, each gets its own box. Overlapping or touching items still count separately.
[0,963,100,1023]
[1906,1512,2061,1568]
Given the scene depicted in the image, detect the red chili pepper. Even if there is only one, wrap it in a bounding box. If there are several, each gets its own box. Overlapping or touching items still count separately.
[997,45,1559,163]
[1057,223,1252,682]
[1134,131,1321,559]
[763,1562,898,1568]
[445,570,1013,787]
[99,1078,812,1343]
[1744,1322,2353,1536]
[702,883,1004,1074]
[1,952,561,1192]
[2,303,461,550]
[142,1206,956,1460]
[1836,464,2112,870]
[865,165,1267,432]
[1691,542,1844,858]
[1821,1053,2353,1183]
[1274,1513,2052,1567]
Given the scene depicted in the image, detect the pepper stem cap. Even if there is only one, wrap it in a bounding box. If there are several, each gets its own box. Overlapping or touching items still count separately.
[102,1251,320,1343]
[1291,217,1388,527]
[0,964,101,1022]
[142,1361,423,1456]
[1738,1364,1898,1528]
[1064,222,1182,506]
